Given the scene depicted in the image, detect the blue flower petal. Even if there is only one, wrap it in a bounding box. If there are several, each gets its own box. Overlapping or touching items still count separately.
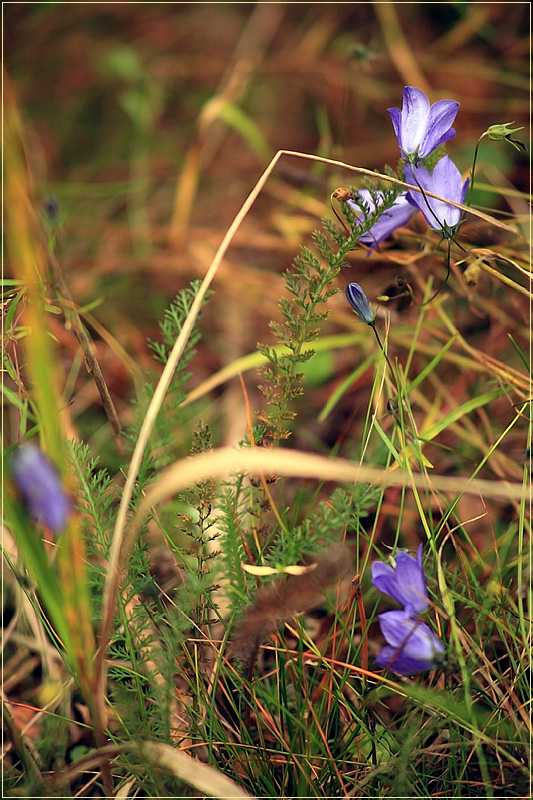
[396,87,431,156]
[375,645,436,675]
[421,98,459,157]
[388,86,459,161]
[405,156,469,236]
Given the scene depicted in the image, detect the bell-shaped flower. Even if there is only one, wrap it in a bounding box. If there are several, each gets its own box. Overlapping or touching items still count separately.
[11,444,70,534]
[375,609,446,675]
[404,156,469,238]
[347,190,416,250]
[345,282,376,325]
[372,545,445,675]
[388,86,459,163]
[371,545,428,616]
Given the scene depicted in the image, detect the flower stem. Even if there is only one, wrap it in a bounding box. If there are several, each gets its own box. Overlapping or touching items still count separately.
[370,321,398,389]
[419,238,452,306]
[466,133,485,209]
[410,170,466,250]
[411,170,443,231]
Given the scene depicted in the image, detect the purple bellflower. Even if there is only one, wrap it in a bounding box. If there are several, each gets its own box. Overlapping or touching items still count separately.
[371,545,445,676]
[388,86,459,163]
[347,190,416,251]
[11,443,70,534]
[345,282,376,325]
[371,545,428,616]
[404,156,469,238]
[375,609,446,675]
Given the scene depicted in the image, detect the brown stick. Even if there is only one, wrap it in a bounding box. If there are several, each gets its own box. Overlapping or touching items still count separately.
[46,249,123,451]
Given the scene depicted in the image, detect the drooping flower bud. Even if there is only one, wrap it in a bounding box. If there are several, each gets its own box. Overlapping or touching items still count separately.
[44,197,60,222]
[345,283,376,325]
[485,122,527,152]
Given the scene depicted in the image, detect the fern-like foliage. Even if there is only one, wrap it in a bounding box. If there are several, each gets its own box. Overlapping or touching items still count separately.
[67,440,116,620]
[256,215,368,443]
[67,440,178,750]
[173,420,219,630]
[64,283,218,759]
[262,483,380,569]
[126,279,213,469]
[215,481,256,616]
[147,279,207,380]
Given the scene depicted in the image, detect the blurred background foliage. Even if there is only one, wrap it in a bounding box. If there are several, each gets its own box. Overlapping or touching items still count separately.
[4,3,529,462]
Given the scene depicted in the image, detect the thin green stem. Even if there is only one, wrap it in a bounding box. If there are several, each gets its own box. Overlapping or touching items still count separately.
[410,169,467,252]
[370,322,398,391]
[418,238,452,306]
[466,134,486,208]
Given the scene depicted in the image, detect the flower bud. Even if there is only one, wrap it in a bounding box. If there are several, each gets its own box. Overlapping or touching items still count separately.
[345,283,376,324]
[485,122,527,152]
